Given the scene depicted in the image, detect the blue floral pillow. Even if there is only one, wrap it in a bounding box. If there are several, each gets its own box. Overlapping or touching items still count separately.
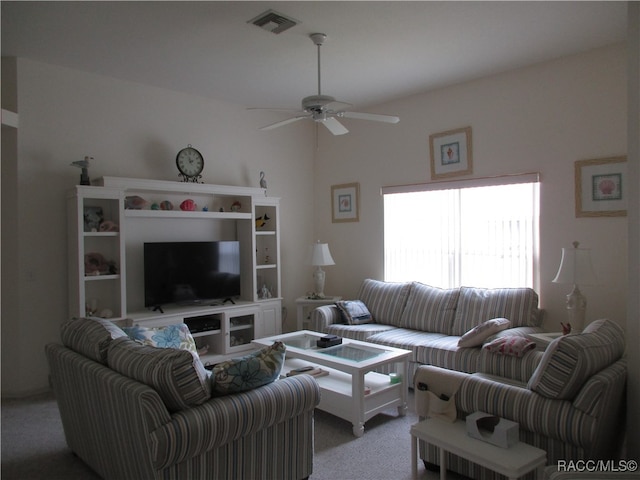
[122,323,197,353]
[210,341,285,396]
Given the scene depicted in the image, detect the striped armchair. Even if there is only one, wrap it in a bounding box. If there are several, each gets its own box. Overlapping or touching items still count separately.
[414,319,628,479]
[45,318,320,480]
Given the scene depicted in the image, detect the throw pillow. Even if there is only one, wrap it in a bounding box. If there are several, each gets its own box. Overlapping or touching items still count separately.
[483,336,536,357]
[527,319,625,400]
[210,341,285,396]
[458,317,511,348]
[107,336,211,412]
[335,300,372,325]
[60,317,127,364]
[122,323,197,353]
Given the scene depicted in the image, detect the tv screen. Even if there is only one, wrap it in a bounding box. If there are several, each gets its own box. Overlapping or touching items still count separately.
[144,241,241,308]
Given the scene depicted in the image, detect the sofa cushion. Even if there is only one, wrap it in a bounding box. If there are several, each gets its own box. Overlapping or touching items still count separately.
[325,323,398,342]
[399,282,460,333]
[122,323,197,353]
[527,319,625,400]
[60,317,127,364]
[357,279,411,326]
[458,317,511,347]
[210,342,285,396]
[108,336,211,412]
[336,300,372,325]
[451,286,540,336]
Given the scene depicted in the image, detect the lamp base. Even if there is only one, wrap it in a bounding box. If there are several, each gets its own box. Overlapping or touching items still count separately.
[565,285,587,333]
[313,267,326,299]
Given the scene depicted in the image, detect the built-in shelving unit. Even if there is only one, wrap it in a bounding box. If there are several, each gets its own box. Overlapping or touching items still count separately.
[68,177,282,363]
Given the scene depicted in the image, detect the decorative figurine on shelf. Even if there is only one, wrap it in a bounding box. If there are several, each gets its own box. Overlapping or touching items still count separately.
[259,171,267,196]
[255,214,270,229]
[151,203,160,210]
[83,206,103,232]
[230,201,242,212]
[71,156,93,185]
[160,200,173,210]
[180,199,197,211]
[125,195,147,210]
[259,284,272,299]
[561,322,572,335]
[99,220,119,232]
[84,252,118,276]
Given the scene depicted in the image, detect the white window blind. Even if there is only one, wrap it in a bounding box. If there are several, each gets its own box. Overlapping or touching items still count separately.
[382,174,540,289]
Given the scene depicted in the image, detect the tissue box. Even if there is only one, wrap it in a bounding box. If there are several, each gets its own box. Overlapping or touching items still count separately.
[466,412,519,448]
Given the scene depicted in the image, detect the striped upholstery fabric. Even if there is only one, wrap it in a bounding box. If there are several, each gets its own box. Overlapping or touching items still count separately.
[108,336,211,412]
[46,342,320,480]
[357,279,411,326]
[527,319,625,399]
[451,286,541,335]
[153,375,319,470]
[411,335,483,373]
[310,305,344,333]
[477,347,544,383]
[399,282,459,333]
[326,322,397,341]
[60,317,127,364]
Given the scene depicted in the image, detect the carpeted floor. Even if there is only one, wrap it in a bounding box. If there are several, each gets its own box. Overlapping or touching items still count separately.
[1,390,460,480]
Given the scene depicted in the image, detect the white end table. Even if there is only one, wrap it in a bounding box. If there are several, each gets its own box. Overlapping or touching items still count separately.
[411,417,546,480]
[527,332,563,351]
[295,296,341,331]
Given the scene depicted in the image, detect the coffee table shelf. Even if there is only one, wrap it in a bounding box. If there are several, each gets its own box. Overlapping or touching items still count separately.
[255,330,410,437]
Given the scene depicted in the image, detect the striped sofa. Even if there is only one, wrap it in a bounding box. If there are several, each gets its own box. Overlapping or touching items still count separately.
[45,317,320,480]
[310,279,546,381]
[415,318,627,479]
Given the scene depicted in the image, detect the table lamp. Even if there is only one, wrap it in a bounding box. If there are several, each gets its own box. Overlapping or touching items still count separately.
[552,241,597,333]
[310,240,335,299]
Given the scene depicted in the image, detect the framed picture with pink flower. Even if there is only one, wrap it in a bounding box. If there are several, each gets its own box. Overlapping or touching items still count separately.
[331,182,360,223]
[575,156,627,217]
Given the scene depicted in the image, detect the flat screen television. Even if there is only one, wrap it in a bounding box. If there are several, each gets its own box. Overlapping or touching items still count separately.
[144,241,241,308]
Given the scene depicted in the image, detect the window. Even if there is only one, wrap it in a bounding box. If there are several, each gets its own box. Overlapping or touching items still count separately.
[382,174,539,289]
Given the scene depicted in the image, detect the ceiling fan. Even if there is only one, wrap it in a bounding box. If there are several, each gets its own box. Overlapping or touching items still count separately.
[256,33,400,136]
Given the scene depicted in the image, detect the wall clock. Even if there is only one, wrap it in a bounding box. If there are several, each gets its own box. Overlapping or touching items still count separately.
[176,145,204,183]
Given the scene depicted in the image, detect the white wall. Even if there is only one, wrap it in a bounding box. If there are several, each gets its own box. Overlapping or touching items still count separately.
[2,59,316,396]
[314,44,628,333]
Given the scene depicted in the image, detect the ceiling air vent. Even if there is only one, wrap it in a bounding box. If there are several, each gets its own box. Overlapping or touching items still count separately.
[248,9,300,34]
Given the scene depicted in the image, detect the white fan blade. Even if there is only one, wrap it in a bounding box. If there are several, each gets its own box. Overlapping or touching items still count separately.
[320,117,349,135]
[339,111,400,124]
[260,115,310,131]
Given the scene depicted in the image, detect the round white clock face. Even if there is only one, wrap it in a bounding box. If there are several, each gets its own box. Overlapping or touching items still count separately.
[176,147,204,177]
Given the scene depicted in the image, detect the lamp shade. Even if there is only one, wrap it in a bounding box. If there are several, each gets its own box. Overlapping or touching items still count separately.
[310,242,335,267]
[552,241,597,286]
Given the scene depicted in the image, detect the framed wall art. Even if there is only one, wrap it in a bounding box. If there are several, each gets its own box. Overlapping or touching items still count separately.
[429,126,473,180]
[575,156,627,217]
[331,182,360,223]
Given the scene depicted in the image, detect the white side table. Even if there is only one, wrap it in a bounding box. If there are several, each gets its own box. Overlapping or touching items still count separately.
[294,296,342,331]
[411,417,546,480]
[527,332,563,351]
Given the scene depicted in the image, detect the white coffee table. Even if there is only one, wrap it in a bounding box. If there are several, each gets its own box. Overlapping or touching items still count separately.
[254,330,410,437]
[411,417,546,480]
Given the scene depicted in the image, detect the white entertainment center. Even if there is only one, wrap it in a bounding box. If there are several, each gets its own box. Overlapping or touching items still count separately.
[67,176,282,366]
